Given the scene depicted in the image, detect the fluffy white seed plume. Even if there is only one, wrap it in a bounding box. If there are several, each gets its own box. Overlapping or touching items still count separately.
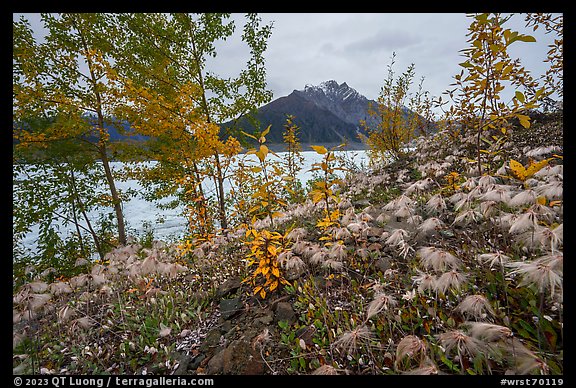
[322,259,344,271]
[479,200,498,218]
[49,281,73,296]
[525,145,561,158]
[455,294,495,320]
[338,198,353,210]
[507,255,563,299]
[277,250,293,266]
[291,241,308,256]
[461,177,477,191]
[332,325,373,355]
[309,250,327,265]
[386,228,409,246]
[301,244,322,260]
[402,358,439,375]
[535,181,563,200]
[384,195,415,211]
[395,335,427,367]
[417,247,460,272]
[359,212,374,222]
[57,305,77,323]
[139,255,161,275]
[286,227,308,241]
[366,292,398,319]
[72,316,94,330]
[394,205,413,219]
[503,338,550,375]
[435,270,468,294]
[449,192,467,205]
[284,256,306,272]
[347,222,368,235]
[533,164,562,179]
[417,217,444,236]
[425,194,447,214]
[462,322,513,342]
[480,186,512,204]
[26,281,49,293]
[509,189,538,208]
[411,270,437,294]
[69,274,89,289]
[437,330,485,358]
[333,227,352,241]
[453,209,482,226]
[477,252,510,269]
[478,175,498,188]
[534,224,563,252]
[508,210,538,234]
[329,243,347,260]
[454,195,474,212]
[341,207,357,226]
[406,214,423,226]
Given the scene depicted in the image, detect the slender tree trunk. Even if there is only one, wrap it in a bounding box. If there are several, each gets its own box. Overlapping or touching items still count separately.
[67,167,85,255]
[188,19,228,231]
[75,16,127,246]
[99,144,127,246]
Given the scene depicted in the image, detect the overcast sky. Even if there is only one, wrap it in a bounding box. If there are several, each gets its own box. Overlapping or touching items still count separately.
[15,13,561,114]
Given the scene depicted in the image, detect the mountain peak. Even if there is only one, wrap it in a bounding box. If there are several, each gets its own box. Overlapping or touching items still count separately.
[302,80,365,104]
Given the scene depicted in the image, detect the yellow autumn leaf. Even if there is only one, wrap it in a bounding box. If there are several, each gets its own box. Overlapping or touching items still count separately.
[525,159,549,178]
[536,196,547,205]
[259,144,269,159]
[269,280,279,291]
[517,114,531,129]
[260,289,266,299]
[509,159,527,181]
[310,145,327,154]
[271,267,280,278]
[261,125,271,138]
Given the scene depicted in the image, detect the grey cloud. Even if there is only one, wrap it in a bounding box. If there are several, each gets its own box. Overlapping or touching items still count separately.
[344,29,422,55]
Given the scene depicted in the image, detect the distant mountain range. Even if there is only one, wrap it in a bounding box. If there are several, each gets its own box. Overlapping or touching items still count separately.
[221,80,413,148]
[19,80,420,150]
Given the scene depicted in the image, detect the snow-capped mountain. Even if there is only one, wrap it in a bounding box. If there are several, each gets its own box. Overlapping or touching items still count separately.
[294,80,378,131]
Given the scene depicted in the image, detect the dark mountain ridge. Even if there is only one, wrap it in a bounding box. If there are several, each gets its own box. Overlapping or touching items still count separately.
[222,80,414,148]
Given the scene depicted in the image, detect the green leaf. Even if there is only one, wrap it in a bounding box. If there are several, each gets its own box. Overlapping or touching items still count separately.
[515,91,525,104]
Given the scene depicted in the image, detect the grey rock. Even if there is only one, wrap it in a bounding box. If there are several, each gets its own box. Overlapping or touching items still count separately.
[216,277,242,299]
[172,352,191,375]
[220,320,233,334]
[222,340,265,375]
[220,297,243,320]
[205,349,225,374]
[274,301,296,325]
[200,328,222,352]
[189,353,206,371]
